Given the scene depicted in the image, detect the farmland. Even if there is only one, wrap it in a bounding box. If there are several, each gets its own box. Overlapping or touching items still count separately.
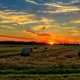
[0,44,80,80]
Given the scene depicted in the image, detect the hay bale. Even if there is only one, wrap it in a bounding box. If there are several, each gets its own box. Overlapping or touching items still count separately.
[20,47,32,56]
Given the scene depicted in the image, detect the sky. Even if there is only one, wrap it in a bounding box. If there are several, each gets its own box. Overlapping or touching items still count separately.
[0,0,80,44]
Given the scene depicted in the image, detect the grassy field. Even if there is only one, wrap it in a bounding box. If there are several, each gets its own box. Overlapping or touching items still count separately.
[0,44,80,80]
[0,74,80,80]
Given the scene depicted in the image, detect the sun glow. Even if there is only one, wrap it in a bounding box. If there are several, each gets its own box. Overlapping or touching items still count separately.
[48,41,55,45]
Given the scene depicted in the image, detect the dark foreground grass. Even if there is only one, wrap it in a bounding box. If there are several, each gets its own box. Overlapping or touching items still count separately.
[0,74,80,80]
[0,44,80,79]
[0,64,80,74]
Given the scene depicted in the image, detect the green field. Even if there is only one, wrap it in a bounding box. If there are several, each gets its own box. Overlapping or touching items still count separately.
[0,44,80,80]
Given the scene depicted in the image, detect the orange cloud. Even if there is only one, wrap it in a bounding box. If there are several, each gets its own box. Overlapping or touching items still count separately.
[0,35,32,42]
[0,31,80,44]
[21,30,80,44]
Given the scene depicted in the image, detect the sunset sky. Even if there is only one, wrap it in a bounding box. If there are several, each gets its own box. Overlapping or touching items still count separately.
[0,0,80,44]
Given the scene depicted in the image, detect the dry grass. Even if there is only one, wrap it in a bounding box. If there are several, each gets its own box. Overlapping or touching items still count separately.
[0,45,80,65]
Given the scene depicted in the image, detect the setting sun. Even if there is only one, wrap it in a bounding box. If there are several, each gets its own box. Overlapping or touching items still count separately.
[48,41,55,45]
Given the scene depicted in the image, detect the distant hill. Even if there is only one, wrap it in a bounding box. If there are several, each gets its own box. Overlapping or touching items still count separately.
[0,41,80,46]
[0,41,48,45]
